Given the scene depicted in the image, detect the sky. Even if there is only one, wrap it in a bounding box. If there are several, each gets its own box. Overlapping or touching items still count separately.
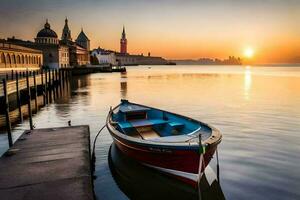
[0,0,299,63]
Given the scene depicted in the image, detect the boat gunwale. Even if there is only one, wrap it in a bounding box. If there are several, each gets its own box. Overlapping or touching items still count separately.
[106,101,222,150]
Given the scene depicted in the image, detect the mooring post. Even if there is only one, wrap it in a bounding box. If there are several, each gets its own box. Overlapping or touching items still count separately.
[33,71,38,113]
[41,70,46,106]
[198,134,204,200]
[54,69,57,99]
[26,70,33,130]
[45,70,48,104]
[62,69,65,89]
[52,70,56,101]
[3,79,13,147]
[59,69,63,96]
[48,70,52,103]
[62,69,64,81]
[54,69,57,97]
[56,69,59,96]
[11,70,14,80]
[15,72,23,122]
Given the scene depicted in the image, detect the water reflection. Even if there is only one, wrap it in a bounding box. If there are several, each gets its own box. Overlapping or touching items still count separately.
[244,66,252,100]
[70,75,91,96]
[109,143,225,200]
[0,65,299,200]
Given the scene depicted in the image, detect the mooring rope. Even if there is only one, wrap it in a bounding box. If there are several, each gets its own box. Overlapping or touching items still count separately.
[91,124,107,172]
[198,134,204,200]
[216,147,220,183]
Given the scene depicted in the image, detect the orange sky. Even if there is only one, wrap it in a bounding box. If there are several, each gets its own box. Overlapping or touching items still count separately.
[0,0,299,63]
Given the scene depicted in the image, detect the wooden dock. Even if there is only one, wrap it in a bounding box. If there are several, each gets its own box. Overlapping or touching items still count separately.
[0,126,94,200]
[0,69,70,130]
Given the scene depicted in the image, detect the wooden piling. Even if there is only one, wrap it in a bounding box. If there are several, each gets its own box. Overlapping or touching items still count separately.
[52,70,56,101]
[45,70,48,104]
[59,69,62,96]
[62,69,65,89]
[53,70,56,100]
[33,71,38,113]
[55,69,59,98]
[26,70,33,130]
[15,72,23,122]
[2,79,13,147]
[41,70,46,106]
[48,70,52,103]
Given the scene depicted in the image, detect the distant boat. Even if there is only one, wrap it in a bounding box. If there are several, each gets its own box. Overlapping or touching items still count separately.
[106,100,222,186]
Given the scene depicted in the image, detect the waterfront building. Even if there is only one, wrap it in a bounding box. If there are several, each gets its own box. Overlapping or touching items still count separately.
[6,18,90,69]
[115,53,168,65]
[116,26,168,65]
[7,20,69,69]
[91,47,117,65]
[0,40,43,69]
[35,20,69,68]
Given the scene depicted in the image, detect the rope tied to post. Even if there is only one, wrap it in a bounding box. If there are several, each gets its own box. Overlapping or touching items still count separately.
[91,124,107,173]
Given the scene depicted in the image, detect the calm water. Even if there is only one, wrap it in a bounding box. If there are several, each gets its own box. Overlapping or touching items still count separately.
[1,65,300,199]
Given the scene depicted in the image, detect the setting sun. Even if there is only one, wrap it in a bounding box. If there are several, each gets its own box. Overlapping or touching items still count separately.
[244,48,254,58]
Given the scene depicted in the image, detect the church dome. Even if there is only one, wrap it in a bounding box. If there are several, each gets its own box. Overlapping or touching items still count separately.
[36,20,58,38]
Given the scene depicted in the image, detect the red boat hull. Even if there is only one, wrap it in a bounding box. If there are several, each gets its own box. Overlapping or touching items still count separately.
[113,136,217,175]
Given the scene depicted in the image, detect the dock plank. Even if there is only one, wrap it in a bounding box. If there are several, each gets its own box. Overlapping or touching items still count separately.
[0,126,94,200]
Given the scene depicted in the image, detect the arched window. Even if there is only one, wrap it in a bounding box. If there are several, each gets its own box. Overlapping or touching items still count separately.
[21,55,24,64]
[11,54,16,64]
[17,55,21,64]
[6,54,11,66]
[38,57,41,65]
[25,55,28,64]
[0,52,4,64]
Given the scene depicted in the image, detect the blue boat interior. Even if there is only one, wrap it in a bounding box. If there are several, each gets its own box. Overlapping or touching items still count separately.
[112,100,210,141]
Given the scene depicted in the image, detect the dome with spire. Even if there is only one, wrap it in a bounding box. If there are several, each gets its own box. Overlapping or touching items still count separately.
[36,19,58,38]
[35,19,59,45]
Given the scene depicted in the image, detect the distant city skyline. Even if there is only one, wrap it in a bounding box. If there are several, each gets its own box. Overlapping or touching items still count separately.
[0,0,299,64]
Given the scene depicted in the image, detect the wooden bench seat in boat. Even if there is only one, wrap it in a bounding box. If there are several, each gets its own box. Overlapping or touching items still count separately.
[130,119,168,127]
[117,119,168,131]
[135,126,161,140]
[168,122,184,129]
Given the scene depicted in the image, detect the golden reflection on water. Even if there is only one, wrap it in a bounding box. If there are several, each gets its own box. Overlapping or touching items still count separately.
[244,66,252,100]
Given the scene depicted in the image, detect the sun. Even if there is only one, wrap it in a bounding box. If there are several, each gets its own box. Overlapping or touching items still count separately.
[244,48,254,58]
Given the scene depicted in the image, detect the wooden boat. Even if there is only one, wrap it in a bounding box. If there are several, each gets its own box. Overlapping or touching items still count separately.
[106,100,222,185]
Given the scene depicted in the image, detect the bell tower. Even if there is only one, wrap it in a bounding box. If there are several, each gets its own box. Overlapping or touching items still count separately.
[62,17,72,42]
[120,26,127,54]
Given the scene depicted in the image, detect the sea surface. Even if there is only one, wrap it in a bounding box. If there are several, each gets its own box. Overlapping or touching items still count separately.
[0,65,300,199]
